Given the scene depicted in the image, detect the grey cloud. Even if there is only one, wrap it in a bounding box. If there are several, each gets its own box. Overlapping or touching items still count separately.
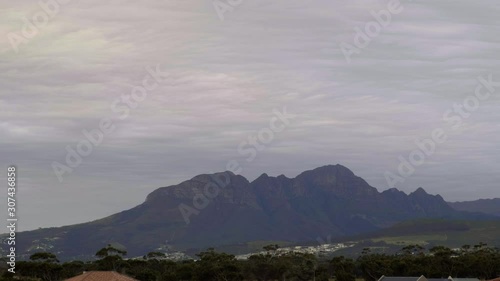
[1,0,499,231]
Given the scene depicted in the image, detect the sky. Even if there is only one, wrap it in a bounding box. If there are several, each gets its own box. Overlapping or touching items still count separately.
[1,0,499,231]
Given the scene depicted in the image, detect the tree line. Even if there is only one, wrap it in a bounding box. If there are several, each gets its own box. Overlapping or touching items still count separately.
[1,243,499,281]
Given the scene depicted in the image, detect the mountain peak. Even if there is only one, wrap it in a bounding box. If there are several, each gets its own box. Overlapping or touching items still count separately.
[145,171,242,202]
[256,173,269,180]
[296,164,355,179]
[312,164,353,173]
[383,187,406,194]
[189,171,241,186]
[411,187,429,196]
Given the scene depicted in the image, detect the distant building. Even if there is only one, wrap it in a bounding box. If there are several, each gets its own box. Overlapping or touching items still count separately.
[65,271,138,281]
[379,276,483,281]
[448,278,480,281]
[378,275,428,281]
[378,275,484,281]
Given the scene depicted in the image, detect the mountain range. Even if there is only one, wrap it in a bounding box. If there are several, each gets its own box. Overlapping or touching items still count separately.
[5,164,498,260]
[448,198,500,217]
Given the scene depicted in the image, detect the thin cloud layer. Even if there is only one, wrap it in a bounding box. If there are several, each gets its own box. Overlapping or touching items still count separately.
[1,0,499,231]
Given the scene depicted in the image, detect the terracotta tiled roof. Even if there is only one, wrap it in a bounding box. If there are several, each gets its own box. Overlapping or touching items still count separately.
[65,271,138,281]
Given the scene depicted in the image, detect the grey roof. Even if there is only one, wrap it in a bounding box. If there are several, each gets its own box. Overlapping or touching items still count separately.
[379,277,425,281]
[450,279,480,281]
[428,279,448,281]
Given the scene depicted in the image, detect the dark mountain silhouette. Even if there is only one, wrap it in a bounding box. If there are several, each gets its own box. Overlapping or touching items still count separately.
[448,198,500,217]
[6,165,492,260]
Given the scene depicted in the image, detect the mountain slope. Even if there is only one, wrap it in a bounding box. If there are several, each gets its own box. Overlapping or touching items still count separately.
[448,198,500,217]
[5,165,489,260]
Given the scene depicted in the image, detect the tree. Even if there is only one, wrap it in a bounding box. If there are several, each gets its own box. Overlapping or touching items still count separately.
[95,244,127,258]
[23,253,62,281]
[400,244,425,256]
[246,253,281,281]
[194,248,242,281]
[428,246,457,277]
[467,246,499,279]
[263,244,280,252]
[144,251,166,260]
[331,256,355,281]
[29,252,59,263]
[59,261,86,280]
[95,244,128,271]
[279,252,317,281]
[358,253,393,281]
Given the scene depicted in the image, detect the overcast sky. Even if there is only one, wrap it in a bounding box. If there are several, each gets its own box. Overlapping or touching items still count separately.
[1,0,499,231]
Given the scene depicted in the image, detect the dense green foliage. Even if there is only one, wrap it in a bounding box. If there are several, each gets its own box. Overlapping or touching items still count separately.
[1,243,499,281]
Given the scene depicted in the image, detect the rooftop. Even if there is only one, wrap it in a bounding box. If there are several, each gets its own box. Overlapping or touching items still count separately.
[65,271,138,281]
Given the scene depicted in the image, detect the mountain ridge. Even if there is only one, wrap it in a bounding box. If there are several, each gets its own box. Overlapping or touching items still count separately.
[448,198,500,217]
[4,164,496,261]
